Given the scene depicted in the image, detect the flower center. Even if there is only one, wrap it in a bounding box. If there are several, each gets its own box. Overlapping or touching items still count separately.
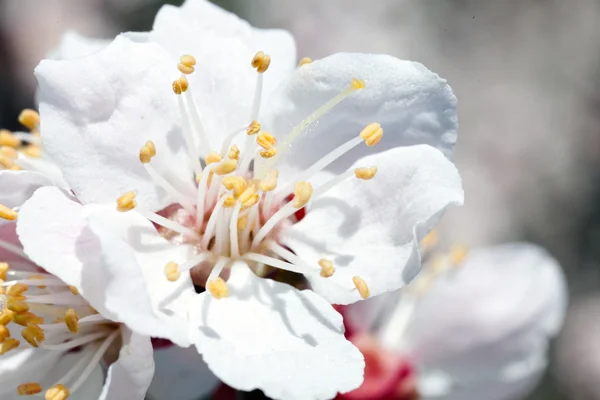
[117,53,383,300]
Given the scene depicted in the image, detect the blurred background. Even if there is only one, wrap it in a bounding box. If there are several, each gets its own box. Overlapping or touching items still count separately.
[1,0,599,398]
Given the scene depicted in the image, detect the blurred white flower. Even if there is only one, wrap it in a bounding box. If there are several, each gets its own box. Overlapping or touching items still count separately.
[17,0,463,398]
[340,243,568,400]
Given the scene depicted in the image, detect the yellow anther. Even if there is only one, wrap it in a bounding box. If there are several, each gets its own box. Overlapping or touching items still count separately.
[359,122,383,147]
[237,186,257,204]
[421,230,439,251]
[256,132,277,150]
[17,383,43,396]
[259,170,278,192]
[45,384,70,400]
[177,62,195,75]
[116,192,136,212]
[0,309,14,325]
[0,262,8,281]
[13,311,43,327]
[352,276,370,299]
[228,145,240,161]
[222,196,237,208]
[18,109,40,130]
[222,176,247,198]
[0,146,17,158]
[214,159,238,175]
[21,145,42,158]
[207,278,229,299]
[139,140,156,164]
[354,166,377,180]
[172,77,190,95]
[68,286,79,295]
[237,216,248,230]
[29,275,47,289]
[180,55,197,67]
[7,297,28,313]
[0,156,20,170]
[298,57,312,67]
[64,308,79,334]
[205,152,223,165]
[246,120,261,135]
[241,193,259,210]
[0,325,9,342]
[21,323,44,347]
[0,204,17,220]
[292,181,313,208]
[251,51,271,73]
[7,283,28,296]
[0,338,19,355]
[318,259,335,278]
[450,245,469,266]
[260,147,277,159]
[164,261,181,282]
[0,130,20,148]
[351,78,365,89]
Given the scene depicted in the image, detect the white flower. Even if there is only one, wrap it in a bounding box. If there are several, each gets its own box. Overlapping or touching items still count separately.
[341,243,568,400]
[0,173,154,400]
[19,0,463,398]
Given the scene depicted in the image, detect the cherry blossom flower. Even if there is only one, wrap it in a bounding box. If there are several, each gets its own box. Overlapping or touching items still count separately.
[18,0,463,398]
[340,242,568,400]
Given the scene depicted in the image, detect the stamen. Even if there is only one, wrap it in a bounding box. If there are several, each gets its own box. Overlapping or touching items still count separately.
[352,276,370,299]
[116,192,136,212]
[0,262,7,280]
[206,152,223,164]
[64,308,79,334]
[0,324,9,342]
[222,176,247,198]
[164,261,181,282]
[359,122,383,147]
[0,203,17,220]
[222,196,236,208]
[247,120,261,135]
[13,311,44,326]
[138,141,156,163]
[177,54,196,75]
[258,170,278,192]
[450,245,468,266]
[420,230,439,253]
[68,286,79,295]
[0,309,14,325]
[17,382,42,395]
[243,253,309,275]
[354,166,377,180]
[228,145,240,160]
[214,159,238,175]
[260,147,277,158]
[176,252,212,273]
[292,181,313,208]
[251,51,271,74]
[0,130,20,148]
[298,57,312,67]
[176,94,202,174]
[22,322,45,347]
[207,278,229,299]
[18,109,40,130]
[0,145,17,158]
[45,384,70,400]
[7,297,29,312]
[256,132,277,149]
[0,338,19,354]
[229,203,242,258]
[318,259,335,277]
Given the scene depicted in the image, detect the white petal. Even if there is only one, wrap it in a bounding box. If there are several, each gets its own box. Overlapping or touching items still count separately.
[403,243,567,397]
[263,53,458,184]
[148,344,220,400]
[35,34,194,210]
[47,31,110,60]
[283,145,464,304]
[100,329,155,400]
[0,170,51,208]
[17,186,196,346]
[191,265,364,400]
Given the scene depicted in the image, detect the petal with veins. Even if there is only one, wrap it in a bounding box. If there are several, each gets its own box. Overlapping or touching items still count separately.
[191,265,365,400]
[283,145,464,304]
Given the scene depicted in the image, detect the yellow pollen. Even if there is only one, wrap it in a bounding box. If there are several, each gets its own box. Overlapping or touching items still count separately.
[205,152,223,165]
[251,51,271,73]
[180,54,197,67]
[351,78,366,89]
[0,324,9,342]
[450,245,469,266]
[22,323,44,347]
[222,196,237,208]
[354,166,378,180]
[0,338,19,355]
[7,297,28,313]
[139,140,156,164]
[359,122,383,147]
[256,132,277,150]
[298,57,312,67]
[0,309,14,325]
[7,283,27,296]
[260,147,277,159]
[246,120,261,135]
[17,383,43,396]
[13,312,44,327]
[352,276,370,299]
[0,130,20,148]
[18,109,40,130]
[116,192,136,212]
[292,181,313,208]
[207,278,229,299]
[64,309,79,334]
[259,170,278,192]
[214,159,238,175]
[222,176,247,198]
[318,259,335,277]
[45,384,70,400]
[164,261,181,282]
[0,204,17,220]
[22,145,42,158]
[0,262,8,280]
[177,62,195,75]
[228,145,240,160]
[0,145,18,158]
[68,286,79,295]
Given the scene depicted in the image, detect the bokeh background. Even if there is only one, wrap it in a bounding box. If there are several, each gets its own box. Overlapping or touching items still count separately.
[1,0,600,398]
